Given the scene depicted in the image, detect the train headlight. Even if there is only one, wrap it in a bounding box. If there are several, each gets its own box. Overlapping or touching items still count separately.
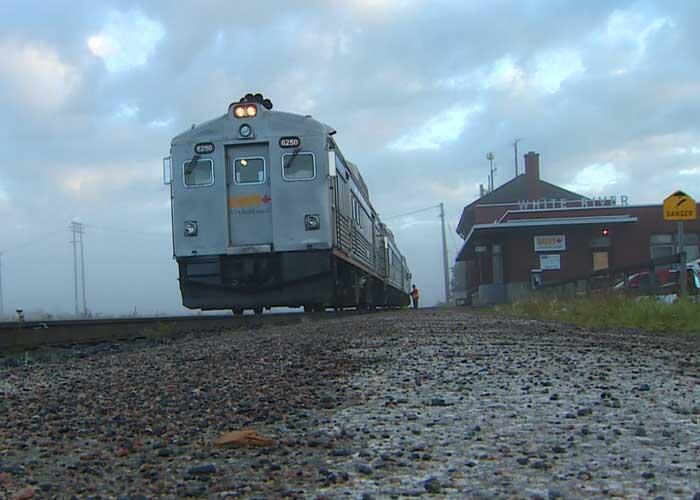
[184,221,198,237]
[233,106,246,118]
[239,124,252,137]
[304,214,320,231]
[232,104,257,118]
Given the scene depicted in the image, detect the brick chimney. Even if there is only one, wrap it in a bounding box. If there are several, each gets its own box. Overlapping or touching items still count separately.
[524,151,540,198]
[524,151,540,180]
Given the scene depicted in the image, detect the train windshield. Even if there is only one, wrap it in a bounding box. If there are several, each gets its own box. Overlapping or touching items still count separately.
[183,159,213,187]
[282,152,315,180]
[234,158,266,184]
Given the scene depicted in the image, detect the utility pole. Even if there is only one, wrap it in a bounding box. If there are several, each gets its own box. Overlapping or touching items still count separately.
[440,202,450,304]
[513,139,521,176]
[70,221,87,316]
[486,152,496,191]
[78,223,87,316]
[70,223,79,316]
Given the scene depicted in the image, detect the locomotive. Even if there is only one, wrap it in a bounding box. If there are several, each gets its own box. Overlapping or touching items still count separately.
[164,94,411,314]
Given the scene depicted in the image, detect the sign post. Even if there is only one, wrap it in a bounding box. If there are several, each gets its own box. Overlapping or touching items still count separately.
[663,190,697,298]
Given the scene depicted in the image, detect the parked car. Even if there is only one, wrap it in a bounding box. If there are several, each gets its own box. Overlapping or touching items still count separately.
[613,269,673,291]
[614,267,700,295]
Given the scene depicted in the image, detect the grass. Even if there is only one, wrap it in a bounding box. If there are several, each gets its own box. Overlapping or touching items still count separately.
[492,293,700,334]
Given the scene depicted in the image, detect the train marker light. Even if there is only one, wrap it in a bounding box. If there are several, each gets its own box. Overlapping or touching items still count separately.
[305,214,320,231]
[239,124,252,137]
[184,221,198,237]
[602,228,610,237]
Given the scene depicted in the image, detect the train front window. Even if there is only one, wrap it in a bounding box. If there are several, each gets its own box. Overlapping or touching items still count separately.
[234,157,266,184]
[183,159,213,187]
[282,152,315,181]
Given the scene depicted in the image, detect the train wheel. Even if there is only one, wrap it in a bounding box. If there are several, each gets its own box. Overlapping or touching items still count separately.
[232,308,243,316]
[253,307,263,315]
[313,304,325,313]
[303,305,313,313]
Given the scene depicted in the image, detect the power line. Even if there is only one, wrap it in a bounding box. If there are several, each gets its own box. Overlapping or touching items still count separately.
[446,222,460,254]
[384,204,441,221]
[382,202,451,304]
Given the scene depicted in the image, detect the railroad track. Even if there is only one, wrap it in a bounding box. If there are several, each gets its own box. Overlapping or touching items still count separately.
[0,309,383,353]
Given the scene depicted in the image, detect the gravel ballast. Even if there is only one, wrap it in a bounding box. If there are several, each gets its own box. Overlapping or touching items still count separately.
[0,309,698,498]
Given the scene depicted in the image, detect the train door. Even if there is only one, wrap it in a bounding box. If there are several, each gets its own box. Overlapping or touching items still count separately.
[225,143,273,251]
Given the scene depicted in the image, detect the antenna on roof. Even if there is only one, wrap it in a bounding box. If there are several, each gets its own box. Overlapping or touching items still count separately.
[513,138,522,176]
[486,152,496,192]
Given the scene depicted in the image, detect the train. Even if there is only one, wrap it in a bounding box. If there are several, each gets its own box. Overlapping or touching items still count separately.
[164,94,411,314]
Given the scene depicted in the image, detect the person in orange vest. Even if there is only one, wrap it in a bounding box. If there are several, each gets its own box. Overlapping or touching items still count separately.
[410,284,420,309]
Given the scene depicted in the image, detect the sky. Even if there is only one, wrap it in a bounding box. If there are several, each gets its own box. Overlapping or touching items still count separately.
[0,0,699,317]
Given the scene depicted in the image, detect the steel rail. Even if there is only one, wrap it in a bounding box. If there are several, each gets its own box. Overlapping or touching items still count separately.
[0,309,384,354]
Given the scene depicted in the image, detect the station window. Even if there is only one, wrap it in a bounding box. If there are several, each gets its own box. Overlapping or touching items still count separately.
[234,157,266,184]
[680,233,699,261]
[649,234,674,259]
[183,159,214,187]
[282,152,315,180]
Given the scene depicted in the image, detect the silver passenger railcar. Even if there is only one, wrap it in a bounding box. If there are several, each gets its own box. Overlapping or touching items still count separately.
[164,94,411,314]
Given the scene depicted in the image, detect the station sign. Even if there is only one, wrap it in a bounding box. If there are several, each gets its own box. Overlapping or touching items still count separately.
[534,235,566,252]
[663,190,696,221]
[517,195,629,211]
[540,254,561,270]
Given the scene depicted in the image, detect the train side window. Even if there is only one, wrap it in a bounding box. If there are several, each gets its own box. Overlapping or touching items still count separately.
[183,159,214,187]
[282,152,315,181]
[234,157,266,184]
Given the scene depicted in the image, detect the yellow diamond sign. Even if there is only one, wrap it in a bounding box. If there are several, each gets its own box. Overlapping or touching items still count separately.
[663,190,697,221]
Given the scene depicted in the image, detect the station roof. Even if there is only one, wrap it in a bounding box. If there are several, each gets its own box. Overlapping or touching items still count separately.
[456,215,638,261]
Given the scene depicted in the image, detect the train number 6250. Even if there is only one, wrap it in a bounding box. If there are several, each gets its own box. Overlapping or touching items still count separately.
[279,137,301,148]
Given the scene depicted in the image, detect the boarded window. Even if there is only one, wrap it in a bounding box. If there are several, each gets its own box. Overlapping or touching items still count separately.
[593,251,609,271]
[234,158,265,184]
[282,152,315,180]
[183,159,213,187]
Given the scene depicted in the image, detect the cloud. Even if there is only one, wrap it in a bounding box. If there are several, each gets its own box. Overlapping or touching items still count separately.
[531,49,585,94]
[482,56,526,90]
[389,103,484,151]
[87,10,165,73]
[148,117,174,128]
[0,40,79,112]
[601,8,673,73]
[55,162,160,202]
[565,162,626,195]
[115,103,139,119]
[438,48,584,96]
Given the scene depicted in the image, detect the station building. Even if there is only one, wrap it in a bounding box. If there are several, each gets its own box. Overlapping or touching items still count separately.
[455,152,700,305]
